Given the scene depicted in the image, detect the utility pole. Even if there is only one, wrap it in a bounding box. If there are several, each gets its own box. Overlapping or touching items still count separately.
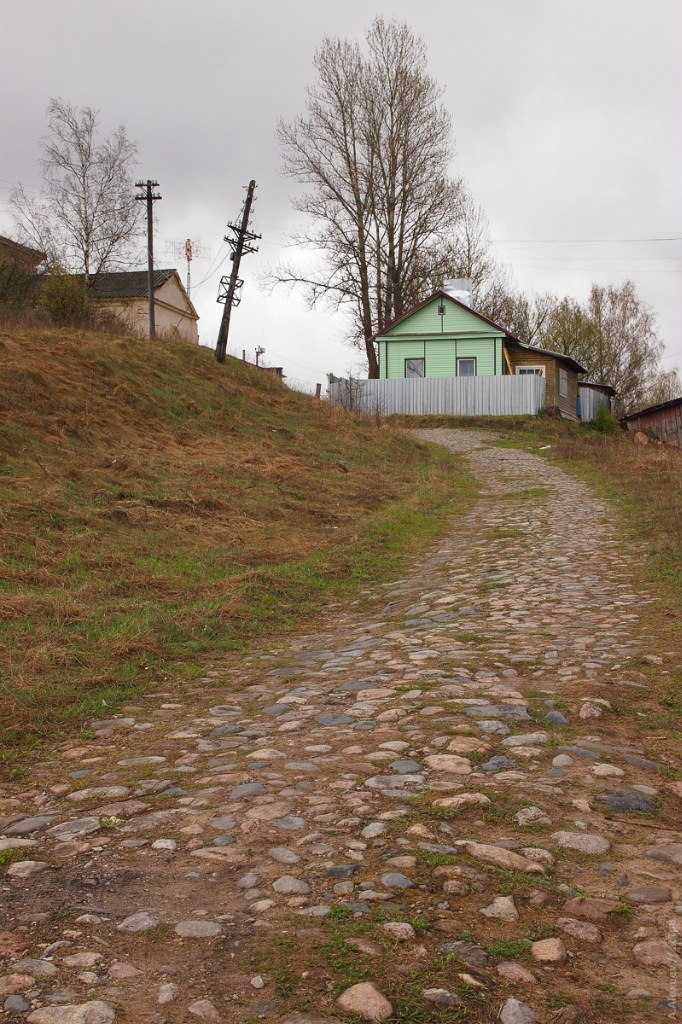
[135,179,162,339]
[215,179,261,363]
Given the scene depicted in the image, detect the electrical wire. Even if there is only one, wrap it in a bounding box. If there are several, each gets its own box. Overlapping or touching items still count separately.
[187,242,230,297]
[492,236,682,244]
[258,346,327,375]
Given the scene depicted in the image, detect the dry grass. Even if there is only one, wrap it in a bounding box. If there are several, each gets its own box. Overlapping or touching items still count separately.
[0,327,474,768]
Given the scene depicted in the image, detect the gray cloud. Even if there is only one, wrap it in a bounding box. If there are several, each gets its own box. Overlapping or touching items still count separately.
[2,0,680,385]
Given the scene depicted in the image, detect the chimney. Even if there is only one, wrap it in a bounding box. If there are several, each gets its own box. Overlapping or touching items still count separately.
[443,277,473,308]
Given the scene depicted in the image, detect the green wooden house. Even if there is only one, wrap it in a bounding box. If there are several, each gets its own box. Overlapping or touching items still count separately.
[373,284,588,419]
[374,288,514,380]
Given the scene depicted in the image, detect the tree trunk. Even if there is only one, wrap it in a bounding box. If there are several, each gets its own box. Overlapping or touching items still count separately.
[365,334,379,377]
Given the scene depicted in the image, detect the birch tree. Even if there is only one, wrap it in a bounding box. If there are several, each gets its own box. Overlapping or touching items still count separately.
[11,99,141,282]
[494,279,678,414]
[273,18,464,377]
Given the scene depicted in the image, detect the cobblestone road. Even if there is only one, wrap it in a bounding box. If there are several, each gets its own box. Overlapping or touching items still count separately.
[1,430,679,1024]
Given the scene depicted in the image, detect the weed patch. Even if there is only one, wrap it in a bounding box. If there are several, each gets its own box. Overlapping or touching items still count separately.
[484,937,532,958]
[0,848,25,866]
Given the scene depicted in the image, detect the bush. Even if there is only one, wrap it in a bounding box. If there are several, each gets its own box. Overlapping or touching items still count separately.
[590,404,619,435]
[0,257,34,311]
[39,269,92,325]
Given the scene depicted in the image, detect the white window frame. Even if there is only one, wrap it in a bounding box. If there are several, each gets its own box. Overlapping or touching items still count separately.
[457,356,477,377]
[515,365,545,377]
[558,367,568,397]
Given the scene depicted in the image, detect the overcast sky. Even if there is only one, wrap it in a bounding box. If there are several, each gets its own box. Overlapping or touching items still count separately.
[2,0,680,390]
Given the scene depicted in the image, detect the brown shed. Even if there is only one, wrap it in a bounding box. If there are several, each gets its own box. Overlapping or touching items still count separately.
[505,340,587,420]
[0,235,46,273]
[622,396,682,447]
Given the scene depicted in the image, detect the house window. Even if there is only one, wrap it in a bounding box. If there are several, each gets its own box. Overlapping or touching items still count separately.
[405,357,425,378]
[516,365,545,376]
[559,368,568,396]
[457,357,477,377]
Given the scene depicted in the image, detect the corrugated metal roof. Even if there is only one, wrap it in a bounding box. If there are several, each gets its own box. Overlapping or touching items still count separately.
[579,381,618,396]
[71,269,175,299]
[622,395,682,420]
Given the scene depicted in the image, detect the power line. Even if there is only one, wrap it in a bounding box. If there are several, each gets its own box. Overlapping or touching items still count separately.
[493,252,679,260]
[0,179,41,194]
[502,264,679,274]
[189,241,230,297]
[493,236,682,245]
[260,347,324,375]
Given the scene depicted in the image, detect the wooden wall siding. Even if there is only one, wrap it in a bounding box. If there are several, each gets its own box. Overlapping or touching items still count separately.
[381,337,499,379]
[330,375,546,417]
[625,405,682,447]
[384,296,505,336]
[508,348,579,419]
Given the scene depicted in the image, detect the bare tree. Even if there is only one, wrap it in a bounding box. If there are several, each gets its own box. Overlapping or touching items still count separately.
[497,279,676,414]
[272,18,464,377]
[11,99,141,282]
[643,367,682,407]
[491,289,562,344]
[432,194,513,322]
[580,281,670,414]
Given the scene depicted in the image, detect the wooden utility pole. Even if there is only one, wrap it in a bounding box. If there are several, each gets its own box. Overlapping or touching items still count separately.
[215,179,261,363]
[135,179,162,339]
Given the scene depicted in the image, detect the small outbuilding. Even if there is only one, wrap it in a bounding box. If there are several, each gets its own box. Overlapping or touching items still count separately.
[621,396,682,447]
[505,339,587,421]
[70,268,199,344]
[578,382,617,422]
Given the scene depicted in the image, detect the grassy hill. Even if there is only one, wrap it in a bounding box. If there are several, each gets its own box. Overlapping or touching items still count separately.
[0,327,473,768]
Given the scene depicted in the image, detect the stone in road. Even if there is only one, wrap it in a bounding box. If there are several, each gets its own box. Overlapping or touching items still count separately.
[1,428,678,1024]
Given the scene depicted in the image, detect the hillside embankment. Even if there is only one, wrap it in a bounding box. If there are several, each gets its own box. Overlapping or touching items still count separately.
[0,328,472,766]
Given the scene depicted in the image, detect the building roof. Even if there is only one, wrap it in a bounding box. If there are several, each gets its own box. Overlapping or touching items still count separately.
[505,338,589,375]
[68,268,199,320]
[579,381,618,397]
[78,269,176,299]
[622,395,682,421]
[372,290,525,343]
[0,235,47,264]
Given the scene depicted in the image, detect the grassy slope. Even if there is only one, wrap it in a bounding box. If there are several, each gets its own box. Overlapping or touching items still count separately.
[0,329,474,766]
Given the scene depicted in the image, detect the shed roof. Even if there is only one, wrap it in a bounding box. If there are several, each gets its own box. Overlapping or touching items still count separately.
[69,268,199,320]
[0,235,47,264]
[622,395,682,421]
[78,269,175,299]
[578,381,618,397]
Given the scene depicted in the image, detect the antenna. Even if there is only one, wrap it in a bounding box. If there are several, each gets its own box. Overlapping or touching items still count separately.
[164,238,210,296]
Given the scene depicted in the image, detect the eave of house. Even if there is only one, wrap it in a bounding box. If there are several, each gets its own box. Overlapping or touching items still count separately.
[373,290,525,344]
